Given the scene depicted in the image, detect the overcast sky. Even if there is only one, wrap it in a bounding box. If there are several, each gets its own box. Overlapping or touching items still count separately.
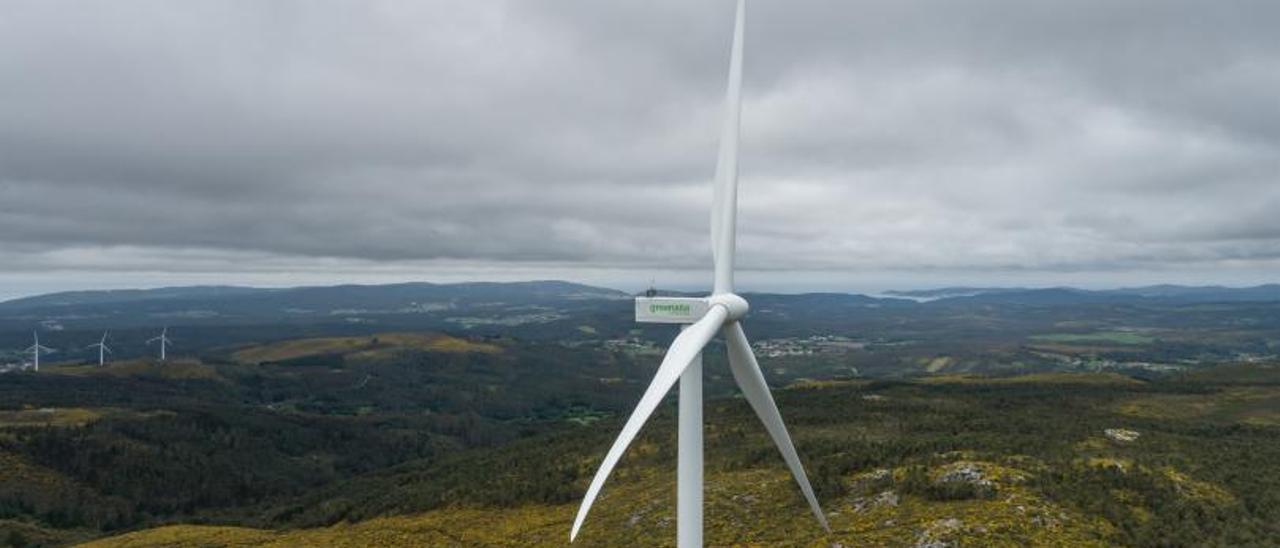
[1,0,1278,299]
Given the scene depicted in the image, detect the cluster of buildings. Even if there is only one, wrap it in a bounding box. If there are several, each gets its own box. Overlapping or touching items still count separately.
[751,335,865,358]
[0,360,34,373]
[602,337,662,355]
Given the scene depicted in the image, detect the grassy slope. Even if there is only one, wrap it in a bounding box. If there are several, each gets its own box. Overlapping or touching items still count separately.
[82,463,1111,547]
[1116,386,1280,426]
[230,332,500,364]
[80,368,1280,547]
[919,372,1146,386]
[0,407,102,428]
[50,359,226,382]
[1031,332,1156,345]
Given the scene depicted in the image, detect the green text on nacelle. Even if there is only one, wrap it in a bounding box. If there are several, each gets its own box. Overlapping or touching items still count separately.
[649,303,691,315]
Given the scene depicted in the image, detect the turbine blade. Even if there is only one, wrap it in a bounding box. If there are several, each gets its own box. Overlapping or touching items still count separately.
[723,321,830,532]
[711,0,745,295]
[570,305,728,542]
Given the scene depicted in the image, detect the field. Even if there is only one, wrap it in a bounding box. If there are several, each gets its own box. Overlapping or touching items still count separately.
[0,407,101,428]
[1030,332,1156,345]
[919,372,1145,386]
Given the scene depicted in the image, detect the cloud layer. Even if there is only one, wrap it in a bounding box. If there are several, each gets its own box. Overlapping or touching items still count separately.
[1,0,1278,294]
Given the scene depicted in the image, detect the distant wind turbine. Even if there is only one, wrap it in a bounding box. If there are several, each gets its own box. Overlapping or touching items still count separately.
[146,327,172,361]
[25,331,53,372]
[571,1,829,546]
[87,330,112,366]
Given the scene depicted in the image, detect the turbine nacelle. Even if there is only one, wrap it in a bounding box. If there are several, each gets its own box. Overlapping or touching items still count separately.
[634,293,749,325]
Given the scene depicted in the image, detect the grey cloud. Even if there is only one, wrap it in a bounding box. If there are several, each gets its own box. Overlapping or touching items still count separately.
[1,0,1278,291]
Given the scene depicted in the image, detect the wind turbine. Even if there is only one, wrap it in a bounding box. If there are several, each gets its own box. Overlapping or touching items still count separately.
[146,327,172,362]
[87,331,111,366]
[25,331,53,372]
[571,1,829,545]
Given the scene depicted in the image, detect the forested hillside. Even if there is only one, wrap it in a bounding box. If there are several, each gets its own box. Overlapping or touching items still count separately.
[2,359,1277,546]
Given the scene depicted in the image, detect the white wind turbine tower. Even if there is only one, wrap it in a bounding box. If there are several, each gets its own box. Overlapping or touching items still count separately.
[147,327,172,362]
[87,331,112,366]
[25,331,53,372]
[571,1,829,545]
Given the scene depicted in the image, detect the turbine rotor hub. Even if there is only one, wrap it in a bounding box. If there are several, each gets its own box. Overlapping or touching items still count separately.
[707,292,749,321]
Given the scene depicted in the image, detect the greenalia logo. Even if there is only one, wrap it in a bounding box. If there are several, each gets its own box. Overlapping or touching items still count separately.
[649,303,691,315]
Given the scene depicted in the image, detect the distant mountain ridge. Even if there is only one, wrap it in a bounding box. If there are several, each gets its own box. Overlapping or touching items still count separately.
[6,282,1280,315]
[1108,284,1280,300]
[3,280,1278,369]
[882,287,1030,300]
[0,281,628,312]
[887,284,1280,304]
[0,286,271,310]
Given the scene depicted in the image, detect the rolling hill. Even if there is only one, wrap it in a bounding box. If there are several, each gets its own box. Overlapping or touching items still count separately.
[66,366,1280,547]
[1,282,1279,544]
